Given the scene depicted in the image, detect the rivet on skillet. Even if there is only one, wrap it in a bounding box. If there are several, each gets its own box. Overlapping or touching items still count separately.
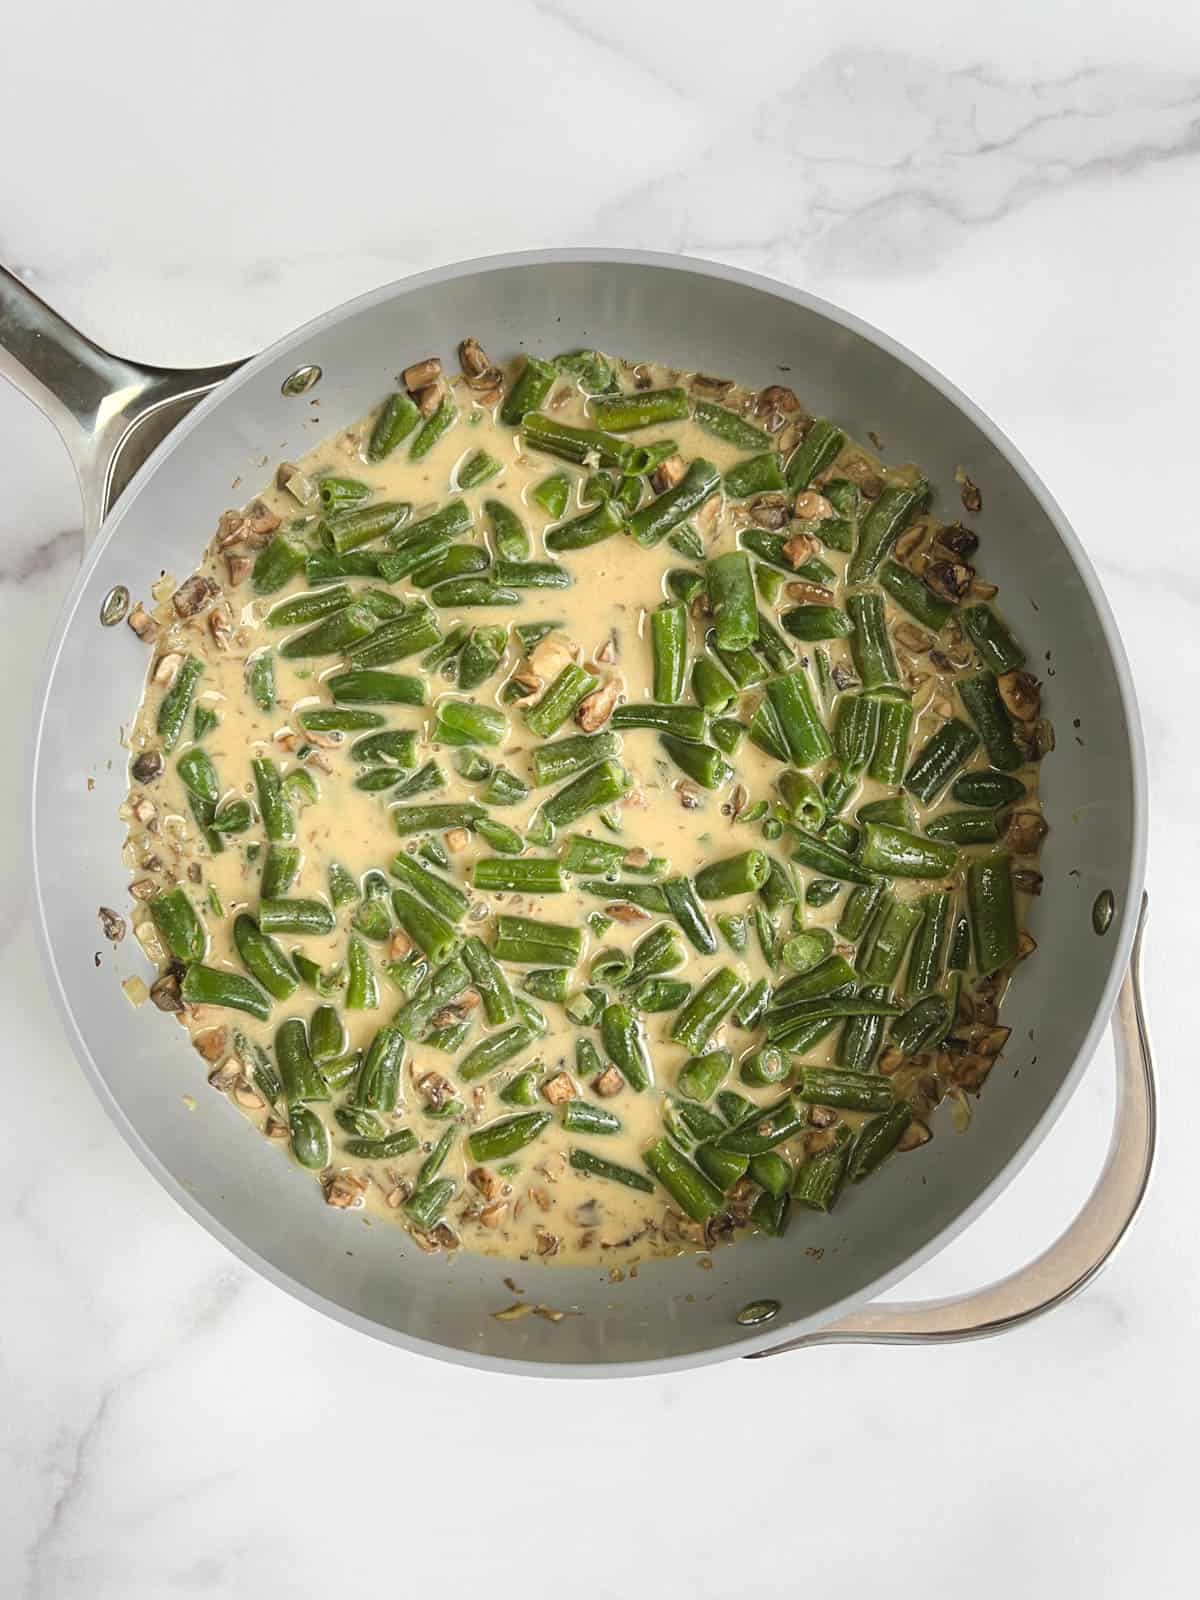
[281,364,322,397]
[100,585,130,626]
[1092,890,1115,936]
[736,1298,781,1327]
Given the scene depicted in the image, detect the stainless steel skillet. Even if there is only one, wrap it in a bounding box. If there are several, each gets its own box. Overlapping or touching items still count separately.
[2,250,1155,1375]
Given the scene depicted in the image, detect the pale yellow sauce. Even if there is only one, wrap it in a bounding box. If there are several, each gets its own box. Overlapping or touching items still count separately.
[120,355,1042,1268]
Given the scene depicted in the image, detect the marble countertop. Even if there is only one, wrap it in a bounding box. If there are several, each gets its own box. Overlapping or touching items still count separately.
[3,3,1196,1595]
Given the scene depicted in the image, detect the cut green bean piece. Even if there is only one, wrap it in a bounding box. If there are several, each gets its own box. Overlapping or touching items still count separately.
[600,1003,653,1092]
[541,758,630,829]
[848,1103,913,1182]
[724,452,785,500]
[570,1148,654,1193]
[707,552,759,650]
[543,498,624,554]
[786,419,845,491]
[765,670,832,767]
[409,392,457,460]
[868,695,915,786]
[793,1124,853,1213]
[643,1137,723,1221]
[280,602,377,659]
[468,1111,552,1162]
[959,672,1024,773]
[951,769,1027,809]
[963,603,1026,675]
[968,851,1018,974]
[848,483,927,584]
[500,356,557,427]
[628,459,721,548]
[905,719,980,804]
[879,561,954,632]
[179,964,270,1020]
[590,386,689,432]
[368,392,422,461]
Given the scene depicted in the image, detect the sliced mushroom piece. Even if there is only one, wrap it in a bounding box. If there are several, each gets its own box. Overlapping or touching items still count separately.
[893,621,932,653]
[208,604,234,649]
[1001,809,1049,854]
[478,1201,508,1229]
[469,1166,507,1201]
[650,454,687,494]
[676,780,704,811]
[690,372,734,397]
[541,1071,577,1106]
[997,670,1041,723]
[131,751,164,784]
[748,493,791,530]
[575,677,622,733]
[894,522,928,567]
[785,579,835,606]
[126,603,159,643]
[207,1061,240,1092]
[387,927,414,962]
[153,651,184,688]
[129,876,158,901]
[322,1171,369,1209]
[277,462,316,504]
[529,632,578,682]
[594,1067,624,1097]
[935,522,979,561]
[923,560,975,604]
[172,574,221,619]
[534,1227,560,1257]
[793,490,834,522]
[245,500,281,539]
[192,1026,229,1064]
[605,901,651,924]
[225,552,252,587]
[444,827,470,853]
[458,338,502,391]
[403,356,442,391]
[1012,868,1044,896]
[149,971,183,1012]
[418,1071,454,1110]
[215,509,249,549]
[956,469,983,513]
[754,384,801,418]
[413,382,443,417]
[130,795,157,825]
[878,1046,906,1076]
[897,1120,932,1152]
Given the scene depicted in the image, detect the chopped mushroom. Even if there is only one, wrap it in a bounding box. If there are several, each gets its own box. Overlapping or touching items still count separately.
[676,780,704,810]
[650,454,686,494]
[893,621,932,653]
[458,338,503,391]
[131,751,163,784]
[897,1120,932,1152]
[149,972,183,1012]
[956,468,983,513]
[126,603,159,643]
[748,493,790,529]
[594,1067,624,1097]
[793,490,834,521]
[923,559,974,604]
[469,1166,507,1201]
[935,522,979,560]
[245,500,281,539]
[413,382,443,417]
[784,580,835,606]
[418,1071,454,1110]
[997,670,1041,722]
[479,1201,508,1229]
[153,652,183,688]
[1013,868,1044,896]
[1002,810,1049,854]
[129,877,158,900]
[1016,930,1038,961]
[192,1026,229,1063]
[322,1171,369,1209]
[444,828,470,853]
[690,373,734,397]
[541,1072,577,1106]
[534,1228,560,1257]
[276,462,316,504]
[130,795,156,825]
[605,901,651,924]
[98,906,126,942]
[208,605,234,649]
[529,633,577,682]
[403,356,442,391]
[172,574,221,618]
[780,530,820,567]
[575,677,622,732]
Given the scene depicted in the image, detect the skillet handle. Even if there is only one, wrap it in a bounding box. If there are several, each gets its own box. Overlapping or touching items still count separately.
[0,264,242,540]
[748,892,1155,1357]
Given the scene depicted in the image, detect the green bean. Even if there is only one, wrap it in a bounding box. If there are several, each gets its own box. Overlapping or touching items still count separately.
[368,392,422,461]
[569,1148,654,1193]
[925,810,1000,844]
[233,915,297,1000]
[432,699,506,749]
[472,857,567,895]
[346,1130,420,1161]
[192,704,218,741]
[670,968,746,1054]
[386,853,468,925]
[828,700,876,786]
[780,604,853,641]
[879,560,954,632]
[562,1100,622,1137]
[427,577,517,608]
[351,729,418,768]
[249,759,293,843]
[610,703,707,740]
[389,886,461,964]
[147,887,205,964]
[273,1016,329,1104]
[906,889,951,998]
[156,657,203,752]
[958,673,1024,772]
[707,552,759,650]
[404,1177,456,1231]
[298,708,383,733]
[652,602,688,703]
[868,695,915,786]
[456,449,502,490]
[412,544,491,591]
[748,1151,793,1199]
[289,1105,330,1170]
[792,1125,853,1212]
[857,892,924,985]
[694,850,769,900]
[747,696,787,762]
[500,1069,540,1106]
[693,398,772,450]
[752,613,796,675]
[393,956,470,1037]
[498,356,557,427]
[695,1144,750,1192]
[481,765,530,807]
[847,1103,913,1181]
[391,801,484,836]
[667,567,706,606]
[523,664,599,739]
[904,719,980,804]
[519,968,568,1005]
[543,498,625,553]
[890,992,953,1057]
[589,386,689,432]
[796,1066,893,1113]
[951,769,1027,808]
[600,1002,653,1092]
[179,962,271,1021]
[856,794,915,829]
[324,502,410,555]
[738,1043,788,1087]
[251,532,308,594]
[837,880,884,942]
[522,413,636,471]
[531,733,619,789]
[786,419,844,491]
[455,937,516,1028]
[967,851,1018,973]
[349,1024,404,1112]
[962,603,1026,675]
[634,977,692,1012]
[492,913,583,967]
[279,601,377,659]
[628,459,721,548]
[806,878,842,908]
[656,875,714,957]
[408,391,457,460]
[553,349,619,395]
[710,717,746,756]
[846,591,901,692]
[676,1049,731,1103]
[835,983,890,1071]
[788,828,877,885]
[757,857,799,922]
[691,656,737,715]
[781,928,834,973]
[306,550,382,585]
[673,1100,725,1144]
[345,934,379,1010]
[232,1029,282,1105]
[376,534,450,587]
[765,670,832,767]
[245,648,276,712]
[859,821,959,879]
[176,748,218,807]
[257,897,334,938]
[716,1089,757,1127]
[713,1093,806,1155]
[766,954,856,1019]
[724,452,785,499]
[308,1004,346,1065]
[643,1136,723,1221]
[658,735,733,791]
[848,484,927,584]
[347,606,443,667]
[335,1106,383,1139]
[529,474,570,520]
[468,1111,552,1162]
[541,758,630,829]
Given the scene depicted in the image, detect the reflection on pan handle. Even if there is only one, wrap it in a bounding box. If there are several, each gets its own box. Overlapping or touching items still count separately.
[0,263,242,541]
[749,892,1155,1357]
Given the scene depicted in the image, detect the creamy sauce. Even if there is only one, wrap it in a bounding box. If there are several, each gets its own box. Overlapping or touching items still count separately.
[120,353,1044,1268]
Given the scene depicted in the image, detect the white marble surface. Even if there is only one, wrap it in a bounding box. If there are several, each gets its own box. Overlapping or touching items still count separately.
[2,2,1197,1594]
